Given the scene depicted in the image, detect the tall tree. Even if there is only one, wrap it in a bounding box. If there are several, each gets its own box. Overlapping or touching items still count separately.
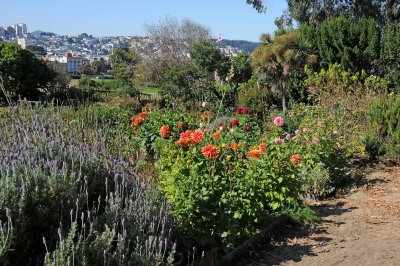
[26,45,46,57]
[286,0,399,25]
[140,16,210,85]
[246,0,266,12]
[109,47,139,86]
[0,42,55,100]
[299,17,380,73]
[252,31,316,112]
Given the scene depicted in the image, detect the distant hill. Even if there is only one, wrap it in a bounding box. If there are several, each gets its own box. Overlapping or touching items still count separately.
[216,39,260,53]
[31,30,56,37]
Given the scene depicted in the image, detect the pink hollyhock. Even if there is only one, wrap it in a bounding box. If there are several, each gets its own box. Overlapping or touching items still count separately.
[312,137,319,144]
[273,116,284,126]
[285,134,291,141]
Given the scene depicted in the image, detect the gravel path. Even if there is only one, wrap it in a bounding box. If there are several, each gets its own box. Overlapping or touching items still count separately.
[245,165,400,266]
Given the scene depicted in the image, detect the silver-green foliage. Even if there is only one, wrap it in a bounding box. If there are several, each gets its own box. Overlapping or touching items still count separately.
[0,105,175,265]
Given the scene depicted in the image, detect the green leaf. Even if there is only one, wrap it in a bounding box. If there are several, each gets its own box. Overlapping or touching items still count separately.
[233,211,242,219]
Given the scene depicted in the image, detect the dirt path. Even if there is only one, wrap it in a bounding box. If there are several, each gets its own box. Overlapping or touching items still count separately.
[248,165,400,266]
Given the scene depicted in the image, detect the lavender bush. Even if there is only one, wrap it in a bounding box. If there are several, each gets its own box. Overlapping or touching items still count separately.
[0,104,175,265]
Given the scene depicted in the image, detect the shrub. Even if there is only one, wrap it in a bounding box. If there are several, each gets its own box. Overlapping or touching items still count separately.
[155,112,299,251]
[0,105,175,265]
[305,63,388,155]
[365,93,400,159]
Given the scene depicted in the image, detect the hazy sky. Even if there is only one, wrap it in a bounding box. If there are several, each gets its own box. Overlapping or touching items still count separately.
[1,0,287,42]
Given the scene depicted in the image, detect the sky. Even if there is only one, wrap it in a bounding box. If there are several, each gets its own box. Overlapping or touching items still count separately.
[1,0,287,42]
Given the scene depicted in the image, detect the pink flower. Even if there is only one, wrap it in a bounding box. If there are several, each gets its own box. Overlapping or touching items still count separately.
[285,134,291,141]
[301,141,307,145]
[274,138,284,145]
[333,130,338,135]
[295,129,300,135]
[312,137,319,144]
[273,116,284,126]
[302,128,308,133]
[214,72,221,83]
[230,128,235,135]
[218,123,226,131]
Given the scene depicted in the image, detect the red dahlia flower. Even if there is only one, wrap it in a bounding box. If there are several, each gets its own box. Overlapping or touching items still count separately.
[230,119,239,126]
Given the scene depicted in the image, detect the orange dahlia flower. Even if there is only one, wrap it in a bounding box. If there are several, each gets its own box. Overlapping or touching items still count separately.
[200,114,210,121]
[231,141,239,151]
[259,143,267,153]
[159,125,170,138]
[213,130,221,140]
[290,155,301,164]
[202,145,220,159]
[248,149,261,158]
[190,129,204,144]
[177,130,204,146]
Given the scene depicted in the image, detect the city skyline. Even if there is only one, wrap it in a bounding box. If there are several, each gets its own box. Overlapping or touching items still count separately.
[0,0,287,42]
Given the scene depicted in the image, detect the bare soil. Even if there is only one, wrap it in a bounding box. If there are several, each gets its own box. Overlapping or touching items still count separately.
[245,165,400,266]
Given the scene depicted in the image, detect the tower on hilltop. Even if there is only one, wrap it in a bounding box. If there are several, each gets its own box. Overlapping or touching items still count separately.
[14,23,27,37]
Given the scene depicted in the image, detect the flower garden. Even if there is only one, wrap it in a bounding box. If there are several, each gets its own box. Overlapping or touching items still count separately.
[1,14,400,265]
[127,102,346,257]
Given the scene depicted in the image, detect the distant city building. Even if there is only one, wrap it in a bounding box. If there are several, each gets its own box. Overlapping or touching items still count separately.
[17,37,35,49]
[14,23,27,37]
[57,52,83,75]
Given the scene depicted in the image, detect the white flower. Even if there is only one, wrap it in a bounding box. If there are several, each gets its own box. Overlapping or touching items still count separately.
[199,123,204,128]
[202,102,206,108]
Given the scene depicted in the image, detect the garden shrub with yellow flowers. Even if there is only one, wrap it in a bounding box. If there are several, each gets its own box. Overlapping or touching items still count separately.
[129,106,346,251]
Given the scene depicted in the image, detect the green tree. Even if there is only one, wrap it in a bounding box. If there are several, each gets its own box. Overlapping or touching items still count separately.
[253,31,314,112]
[80,62,93,75]
[190,40,223,74]
[230,51,253,86]
[91,60,108,75]
[0,42,55,100]
[26,45,46,57]
[109,47,139,86]
[44,61,70,95]
[299,17,380,73]
[380,21,400,89]
[285,0,399,25]
[246,0,266,12]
